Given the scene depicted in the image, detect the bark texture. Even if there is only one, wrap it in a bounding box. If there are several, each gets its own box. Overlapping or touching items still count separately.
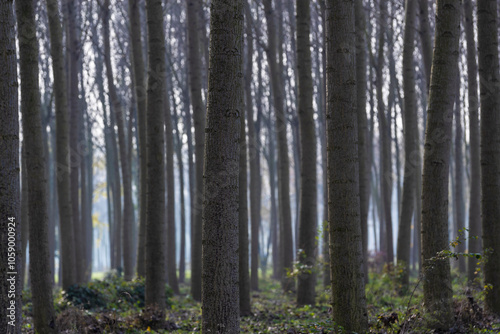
[201,0,243,332]
[145,0,166,310]
[45,0,77,289]
[296,0,317,306]
[0,1,21,331]
[420,0,460,328]
[326,0,367,331]
[477,0,500,315]
[17,0,56,330]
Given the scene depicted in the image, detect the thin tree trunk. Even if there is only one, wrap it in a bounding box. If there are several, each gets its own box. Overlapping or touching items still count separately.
[201,0,243,331]
[46,0,76,289]
[463,0,481,284]
[20,146,29,291]
[17,0,56,330]
[421,0,460,328]
[477,0,500,315]
[296,0,317,306]
[145,0,166,310]
[326,0,367,330]
[418,0,433,90]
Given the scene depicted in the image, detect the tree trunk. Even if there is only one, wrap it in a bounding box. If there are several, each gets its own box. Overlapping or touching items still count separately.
[145,0,166,310]
[420,0,460,328]
[397,0,417,289]
[17,0,57,330]
[263,0,295,292]
[129,0,148,278]
[326,0,367,331]
[296,0,317,306]
[463,0,481,284]
[0,1,21,331]
[46,0,77,290]
[477,0,500,315]
[102,0,135,280]
[201,0,243,331]
[418,0,433,90]
[20,145,29,291]
[186,0,205,301]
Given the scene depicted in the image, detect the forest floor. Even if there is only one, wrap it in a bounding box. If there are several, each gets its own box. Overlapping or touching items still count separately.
[20,267,500,333]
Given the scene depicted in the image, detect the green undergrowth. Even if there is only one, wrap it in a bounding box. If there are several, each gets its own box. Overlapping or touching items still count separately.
[20,267,500,333]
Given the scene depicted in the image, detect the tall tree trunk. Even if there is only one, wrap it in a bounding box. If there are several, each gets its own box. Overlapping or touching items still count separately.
[129,0,148,278]
[397,0,417,289]
[263,0,295,292]
[102,0,135,280]
[296,0,317,306]
[46,0,76,289]
[186,0,205,301]
[355,0,369,283]
[164,83,179,294]
[17,0,56,330]
[418,0,433,90]
[463,0,481,284]
[245,2,261,292]
[0,1,21,331]
[145,0,166,310]
[377,0,394,264]
[201,0,243,331]
[477,0,500,315]
[20,145,29,291]
[421,0,460,328]
[326,0,367,330]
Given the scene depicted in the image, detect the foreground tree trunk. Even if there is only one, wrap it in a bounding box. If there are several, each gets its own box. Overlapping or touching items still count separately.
[326,0,367,331]
[45,0,76,290]
[128,0,148,278]
[145,0,166,310]
[0,1,21,331]
[296,0,317,306]
[397,0,417,289]
[477,0,500,315]
[263,0,295,292]
[463,0,481,285]
[201,0,243,332]
[16,1,56,331]
[420,0,460,328]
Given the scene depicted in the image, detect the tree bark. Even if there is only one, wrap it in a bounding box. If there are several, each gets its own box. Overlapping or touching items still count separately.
[145,0,166,310]
[0,1,21,331]
[296,0,317,306]
[477,0,500,315]
[45,0,77,290]
[201,0,243,331]
[397,0,417,289]
[16,0,57,330]
[420,0,460,328]
[263,0,295,292]
[186,0,205,301]
[326,0,367,331]
[463,0,481,284]
[418,0,433,90]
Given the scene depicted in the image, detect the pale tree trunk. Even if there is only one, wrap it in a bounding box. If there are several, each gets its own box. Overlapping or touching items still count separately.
[263,0,295,292]
[201,0,243,331]
[463,0,481,284]
[296,0,317,306]
[129,0,148,278]
[377,0,393,264]
[102,0,135,280]
[46,0,77,290]
[164,84,179,294]
[145,0,166,311]
[0,1,21,331]
[17,0,56,330]
[326,0,367,331]
[397,0,417,289]
[245,1,261,292]
[477,0,500,315]
[355,0,369,283]
[420,0,460,328]
[186,0,205,301]
[239,79,251,315]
